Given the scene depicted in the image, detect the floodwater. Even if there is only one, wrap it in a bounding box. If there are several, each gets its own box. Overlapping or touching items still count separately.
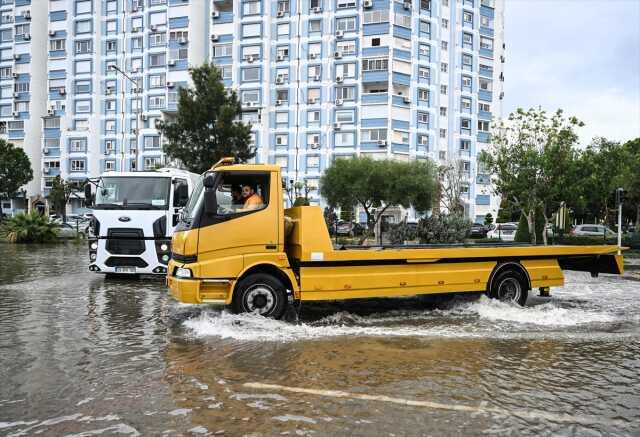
[1,244,639,437]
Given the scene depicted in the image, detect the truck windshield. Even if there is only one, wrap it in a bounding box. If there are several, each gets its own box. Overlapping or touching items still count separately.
[181,175,204,222]
[94,177,171,210]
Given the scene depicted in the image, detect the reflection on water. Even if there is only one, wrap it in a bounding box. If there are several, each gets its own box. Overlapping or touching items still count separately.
[0,244,639,436]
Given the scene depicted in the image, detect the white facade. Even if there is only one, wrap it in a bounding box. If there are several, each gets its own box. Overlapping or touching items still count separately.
[0,0,504,222]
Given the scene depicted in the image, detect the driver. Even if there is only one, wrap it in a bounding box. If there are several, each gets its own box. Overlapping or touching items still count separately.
[241,184,264,210]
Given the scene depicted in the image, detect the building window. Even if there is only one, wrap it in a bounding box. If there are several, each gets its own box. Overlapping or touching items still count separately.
[144,157,162,170]
[336,17,356,32]
[479,78,492,91]
[364,10,389,24]
[169,30,188,43]
[307,87,320,102]
[75,20,92,34]
[394,13,411,29]
[75,100,91,113]
[479,102,490,112]
[241,90,260,104]
[308,65,321,79]
[149,73,166,88]
[337,0,356,9]
[242,23,262,38]
[440,63,448,73]
[243,1,260,15]
[463,11,473,25]
[50,39,66,51]
[418,134,429,147]
[213,44,232,57]
[242,67,260,82]
[336,62,355,78]
[148,95,165,109]
[14,82,29,93]
[69,139,87,152]
[362,58,388,71]
[335,109,354,123]
[362,129,386,142]
[43,118,60,129]
[478,120,490,132]
[440,85,447,95]
[307,110,320,125]
[336,41,356,56]
[417,112,429,124]
[144,136,161,149]
[336,86,354,101]
[75,40,92,54]
[462,75,472,90]
[149,53,166,67]
[106,40,117,53]
[15,24,30,37]
[441,41,448,51]
[149,33,166,47]
[71,160,86,172]
[441,18,448,29]
[277,23,290,38]
[307,156,320,169]
[418,66,430,80]
[461,119,471,132]
[462,54,473,70]
[461,97,472,111]
[75,80,91,94]
[105,119,116,133]
[440,107,447,116]
[460,140,470,151]
[418,88,429,102]
[480,36,493,50]
[334,132,355,147]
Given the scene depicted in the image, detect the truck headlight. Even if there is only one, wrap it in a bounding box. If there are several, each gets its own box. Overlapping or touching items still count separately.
[90,253,96,261]
[90,242,98,250]
[175,267,192,278]
[160,243,169,252]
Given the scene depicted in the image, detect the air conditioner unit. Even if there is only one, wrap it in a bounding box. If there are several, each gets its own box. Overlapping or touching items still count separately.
[168,59,176,66]
[276,54,285,61]
[335,98,343,106]
[48,30,56,37]
[150,25,157,31]
[275,76,284,84]
[167,81,175,88]
[131,6,138,12]
[44,148,49,154]
[336,75,343,83]
[336,30,344,38]
[363,0,373,7]
[106,87,114,95]
[377,140,387,147]
[210,34,219,42]
[132,86,141,93]
[333,122,341,130]
[309,52,317,59]
[308,97,317,104]
[212,11,220,18]
[334,51,342,59]
[403,1,411,9]
[12,72,18,78]
[22,10,31,19]
[133,27,141,32]
[313,74,320,81]
[276,99,283,106]
[13,53,20,60]
[59,87,66,95]
[43,167,50,174]
[312,6,322,13]
[141,114,148,121]
[403,96,410,104]
[277,10,285,17]
[247,55,255,63]
[12,111,19,117]
[245,101,255,107]
[23,33,31,40]
[310,143,320,149]
[13,92,19,97]
[178,37,188,45]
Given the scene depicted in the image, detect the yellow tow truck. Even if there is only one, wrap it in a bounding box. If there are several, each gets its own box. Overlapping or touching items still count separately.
[167,158,624,318]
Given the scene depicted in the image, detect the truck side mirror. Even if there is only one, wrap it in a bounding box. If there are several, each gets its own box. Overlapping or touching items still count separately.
[203,174,217,215]
[84,184,93,207]
[174,183,189,208]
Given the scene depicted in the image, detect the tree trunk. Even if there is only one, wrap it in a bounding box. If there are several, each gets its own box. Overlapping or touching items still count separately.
[526,209,537,245]
[636,204,639,228]
[542,213,550,246]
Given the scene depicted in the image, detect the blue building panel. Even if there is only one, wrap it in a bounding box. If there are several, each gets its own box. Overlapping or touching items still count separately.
[49,10,67,21]
[169,17,189,28]
[480,5,495,18]
[214,11,234,24]
[15,0,32,6]
[479,27,494,37]
[391,95,410,107]
[362,46,389,57]
[361,93,388,104]
[392,72,410,86]
[479,48,493,58]
[475,195,490,205]
[478,90,492,101]
[392,25,412,40]
[391,119,409,130]
[391,143,410,154]
[478,110,492,120]
[362,70,388,82]
[363,23,389,36]
[477,132,491,143]
[393,48,410,60]
[361,118,387,128]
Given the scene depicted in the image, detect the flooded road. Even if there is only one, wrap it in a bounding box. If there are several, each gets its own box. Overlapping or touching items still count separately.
[1,244,639,436]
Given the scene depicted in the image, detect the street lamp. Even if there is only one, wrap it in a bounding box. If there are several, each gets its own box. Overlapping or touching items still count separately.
[109,64,141,172]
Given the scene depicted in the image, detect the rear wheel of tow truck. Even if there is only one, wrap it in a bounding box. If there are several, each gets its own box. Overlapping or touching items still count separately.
[489,269,528,306]
[232,273,287,319]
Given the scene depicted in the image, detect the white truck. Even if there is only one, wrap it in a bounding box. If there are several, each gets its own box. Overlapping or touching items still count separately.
[84,168,199,276]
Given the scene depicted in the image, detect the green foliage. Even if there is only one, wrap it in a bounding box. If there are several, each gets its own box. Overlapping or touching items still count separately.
[388,222,418,244]
[555,234,640,250]
[292,196,310,207]
[416,213,472,244]
[0,139,33,216]
[1,211,58,243]
[320,156,437,242]
[480,107,583,244]
[484,213,494,226]
[339,207,354,222]
[323,207,338,234]
[157,63,254,174]
[515,211,544,243]
[48,176,74,221]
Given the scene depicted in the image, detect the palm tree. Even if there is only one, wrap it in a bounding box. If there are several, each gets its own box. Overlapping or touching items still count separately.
[1,211,58,243]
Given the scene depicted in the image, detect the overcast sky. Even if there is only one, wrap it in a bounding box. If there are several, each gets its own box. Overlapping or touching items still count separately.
[503,0,640,146]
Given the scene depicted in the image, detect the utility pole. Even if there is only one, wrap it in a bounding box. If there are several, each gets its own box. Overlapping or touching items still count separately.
[616,188,625,255]
[110,65,141,172]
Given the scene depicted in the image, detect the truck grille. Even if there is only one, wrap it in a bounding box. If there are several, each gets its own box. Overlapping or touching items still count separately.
[104,257,148,268]
[106,228,145,255]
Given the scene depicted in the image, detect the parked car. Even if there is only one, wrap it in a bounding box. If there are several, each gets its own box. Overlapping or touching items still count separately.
[487,223,518,241]
[571,224,616,237]
[335,221,366,237]
[56,222,85,239]
[469,223,488,238]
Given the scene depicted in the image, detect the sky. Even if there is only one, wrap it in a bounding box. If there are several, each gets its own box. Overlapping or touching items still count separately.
[503,0,640,146]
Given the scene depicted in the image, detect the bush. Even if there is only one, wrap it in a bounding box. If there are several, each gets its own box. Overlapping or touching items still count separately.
[417,213,472,244]
[388,222,418,244]
[515,212,545,243]
[1,211,58,243]
[292,197,310,207]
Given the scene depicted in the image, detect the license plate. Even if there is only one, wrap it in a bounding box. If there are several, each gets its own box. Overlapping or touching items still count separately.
[115,267,136,274]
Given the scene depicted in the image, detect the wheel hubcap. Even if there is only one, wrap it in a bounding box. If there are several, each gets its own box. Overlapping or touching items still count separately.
[245,285,276,315]
[498,277,522,303]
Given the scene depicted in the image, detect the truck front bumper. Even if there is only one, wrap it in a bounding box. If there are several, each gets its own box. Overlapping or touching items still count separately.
[89,237,172,275]
[167,266,234,305]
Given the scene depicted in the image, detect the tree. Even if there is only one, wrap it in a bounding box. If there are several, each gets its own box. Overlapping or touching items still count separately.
[320,156,437,243]
[484,213,494,226]
[480,108,582,245]
[438,158,467,215]
[1,211,58,243]
[0,139,32,219]
[157,63,254,174]
[48,176,74,221]
[622,138,640,226]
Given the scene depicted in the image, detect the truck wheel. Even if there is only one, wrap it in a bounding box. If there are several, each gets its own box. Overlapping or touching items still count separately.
[489,269,528,306]
[233,273,287,319]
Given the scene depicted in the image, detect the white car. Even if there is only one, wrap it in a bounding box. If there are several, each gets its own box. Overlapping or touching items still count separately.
[487,223,518,241]
[571,224,616,237]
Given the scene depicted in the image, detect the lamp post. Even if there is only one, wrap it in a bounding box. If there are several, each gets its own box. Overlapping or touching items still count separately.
[109,64,141,172]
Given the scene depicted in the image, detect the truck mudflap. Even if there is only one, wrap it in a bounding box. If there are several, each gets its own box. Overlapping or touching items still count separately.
[558,254,624,277]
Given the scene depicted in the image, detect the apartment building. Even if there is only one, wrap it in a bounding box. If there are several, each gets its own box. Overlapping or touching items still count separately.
[0,0,504,223]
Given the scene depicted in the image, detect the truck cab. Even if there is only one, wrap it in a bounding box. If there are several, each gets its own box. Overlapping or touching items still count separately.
[168,159,625,318]
[86,168,199,275]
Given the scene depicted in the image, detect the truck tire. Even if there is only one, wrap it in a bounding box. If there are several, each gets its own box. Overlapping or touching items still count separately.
[488,268,528,306]
[232,273,287,319]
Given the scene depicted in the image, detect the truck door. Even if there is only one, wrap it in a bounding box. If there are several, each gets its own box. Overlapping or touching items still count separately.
[195,171,278,278]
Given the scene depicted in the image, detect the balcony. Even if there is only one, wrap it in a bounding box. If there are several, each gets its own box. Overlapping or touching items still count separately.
[362,93,388,104]
[479,48,494,59]
[362,70,388,83]
[479,65,493,77]
[479,26,494,37]
[478,110,492,120]
[477,132,491,143]
[478,90,492,101]
[392,94,410,107]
